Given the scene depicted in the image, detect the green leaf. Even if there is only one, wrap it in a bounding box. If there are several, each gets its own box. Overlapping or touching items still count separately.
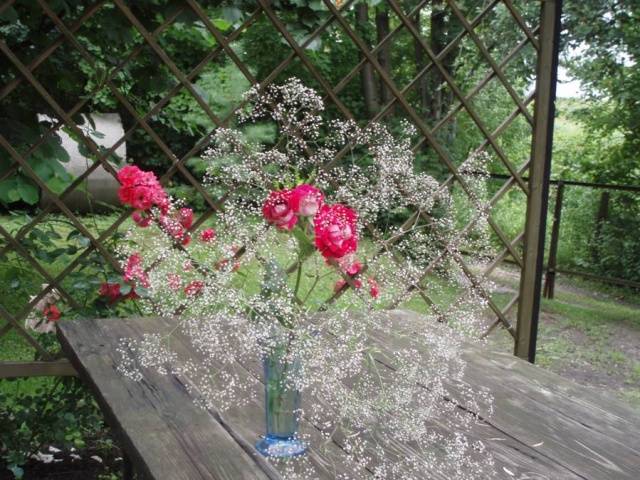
[46,175,69,194]
[0,177,20,204]
[292,224,316,257]
[212,18,231,31]
[308,0,325,11]
[29,156,54,180]
[16,176,39,205]
[0,6,18,22]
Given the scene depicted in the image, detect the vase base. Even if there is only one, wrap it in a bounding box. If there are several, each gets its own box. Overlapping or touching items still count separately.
[256,435,307,458]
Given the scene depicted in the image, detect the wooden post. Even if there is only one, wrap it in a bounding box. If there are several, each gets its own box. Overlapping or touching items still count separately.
[543,181,564,299]
[515,0,562,362]
[593,190,610,263]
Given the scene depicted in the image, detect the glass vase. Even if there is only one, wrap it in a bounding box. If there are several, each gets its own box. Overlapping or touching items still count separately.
[255,346,307,457]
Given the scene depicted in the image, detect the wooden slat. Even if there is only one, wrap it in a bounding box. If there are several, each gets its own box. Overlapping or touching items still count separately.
[381,310,640,480]
[150,317,369,480]
[57,312,640,479]
[0,360,77,378]
[57,318,276,480]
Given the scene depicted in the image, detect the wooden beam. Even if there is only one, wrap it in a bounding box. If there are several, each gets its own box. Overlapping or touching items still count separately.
[515,0,563,362]
[0,360,77,378]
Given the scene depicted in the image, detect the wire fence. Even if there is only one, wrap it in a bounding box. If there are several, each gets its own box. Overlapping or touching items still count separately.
[481,172,640,294]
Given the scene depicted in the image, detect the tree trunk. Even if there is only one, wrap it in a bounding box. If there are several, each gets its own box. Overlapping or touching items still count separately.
[375,7,392,107]
[428,0,447,123]
[356,2,379,118]
[413,11,429,114]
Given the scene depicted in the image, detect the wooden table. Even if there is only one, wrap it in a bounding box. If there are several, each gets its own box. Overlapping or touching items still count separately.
[57,312,640,480]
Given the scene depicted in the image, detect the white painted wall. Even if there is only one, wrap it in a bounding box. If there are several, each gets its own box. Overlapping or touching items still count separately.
[39,113,125,212]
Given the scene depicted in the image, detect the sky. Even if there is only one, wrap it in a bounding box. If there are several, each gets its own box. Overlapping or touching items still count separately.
[555,65,583,98]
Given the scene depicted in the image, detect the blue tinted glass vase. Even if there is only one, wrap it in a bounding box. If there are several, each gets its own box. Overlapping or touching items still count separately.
[255,347,307,457]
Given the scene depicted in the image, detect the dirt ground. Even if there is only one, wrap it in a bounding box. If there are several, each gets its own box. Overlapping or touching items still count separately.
[487,267,640,408]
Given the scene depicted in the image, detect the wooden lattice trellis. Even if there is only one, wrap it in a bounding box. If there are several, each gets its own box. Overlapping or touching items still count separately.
[0,0,561,377]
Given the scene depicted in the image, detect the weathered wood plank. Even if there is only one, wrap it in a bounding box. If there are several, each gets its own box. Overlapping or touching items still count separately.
[384,310,640,480]
[128,317,584,478]
[147,317,366,480]
[0,359,77,378]
[58,311,640,480]
[57,318,277,480]
[121,317,576,479]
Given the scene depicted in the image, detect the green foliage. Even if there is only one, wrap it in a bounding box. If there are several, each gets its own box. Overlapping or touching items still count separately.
[0,377,105,478]
[552,100,640,282]
[563,0,640,186]
[0,213,142,476]
[0,1,241,202]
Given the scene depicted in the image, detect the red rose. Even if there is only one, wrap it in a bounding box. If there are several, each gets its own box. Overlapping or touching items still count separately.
[43,304,61,322]
[314,204,358,259]
[368,277,380,299]
[158,215,186,244]
[99,282,121,303]
[290,184,324,217]
[117,166,168,213]
[200,228,216,243]
[262,189,298,231]
[131,211,151,228]
[177,208,194,229]
[337,254,362,276]
[334,278,362,292]
[334,279,346,292]
[184,280,204,297]
[123,253,150,288]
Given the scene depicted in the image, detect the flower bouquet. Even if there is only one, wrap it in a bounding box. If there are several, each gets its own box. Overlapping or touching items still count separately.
[114,79,497,478]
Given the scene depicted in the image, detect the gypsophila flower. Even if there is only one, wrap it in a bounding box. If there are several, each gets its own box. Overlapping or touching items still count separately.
[114,79,498,479]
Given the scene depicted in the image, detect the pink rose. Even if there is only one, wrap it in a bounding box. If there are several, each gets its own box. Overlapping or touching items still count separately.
[43,304,61,322]
[337,254,362,276]
[117,166,168,213]
[178,208,193,229]
[123,252,150,288]
[158,215,186,243]
[200,228,216,242]
[368,277,380,298]
[184,280,204,297]
[290,184,324,217]
[314,204,358,259]
[131,211,151,228]
[167,274,182,291]
[262,189,298,231]
[334,278,362,292]
[215,258,228,270]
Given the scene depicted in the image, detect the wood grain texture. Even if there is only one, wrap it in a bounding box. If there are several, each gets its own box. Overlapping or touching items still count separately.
[57,311,640,480]
[57,317,275,480]
[0,359,76,378]
[387,310,640,480]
